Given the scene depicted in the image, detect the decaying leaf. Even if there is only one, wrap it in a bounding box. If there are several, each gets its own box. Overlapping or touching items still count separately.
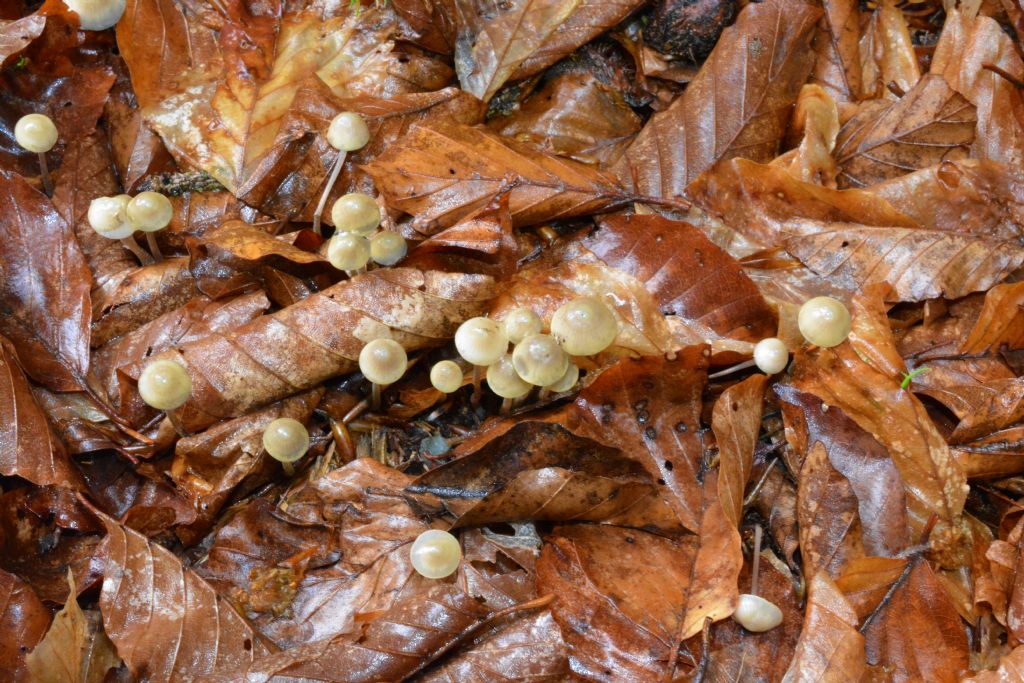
[782,573,866,682]
[0,568,51,682]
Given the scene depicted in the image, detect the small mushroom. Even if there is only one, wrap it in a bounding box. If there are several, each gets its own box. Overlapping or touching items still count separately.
[313,112,371,234]
[14,114,58,194]
[430,360,463,394]
[550,296,618,356]
[409,529,462,579]
[798,296,851,348]
[359,338,408,409]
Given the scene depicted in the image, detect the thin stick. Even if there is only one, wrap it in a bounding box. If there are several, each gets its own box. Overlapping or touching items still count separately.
[751,524,763,596]
[145,232,163,261]
[342,398,369,424]
[312,151,346,235]
[120,236,154,265]
[743,458,779,508]
[38,153,52,195]
[471,365,483,406]
[370,382,381,411]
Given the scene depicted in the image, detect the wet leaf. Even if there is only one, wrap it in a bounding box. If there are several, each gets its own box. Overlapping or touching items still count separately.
[0,14,45,66]
[834,74,976,188]
[127,268,495,432]
[25,571,120,683]
[0,568,50,682]
[366,121,649,232]
[613,0,821,201]
[96,510,272,682]
[782,572,866,682]
[713,373,768,528]
[960,281,1024,354]
[0,337,84,488]
[810,0,864,103]
[0,171,92,391]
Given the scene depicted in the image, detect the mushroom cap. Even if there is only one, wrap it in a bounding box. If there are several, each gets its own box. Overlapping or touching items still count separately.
[138,359,191,411]
[262,418,310,463]
[326,112,371,152]
[430,360,463,394]
[550,296,618,356]
[486,354,531,399]
[359,338,408,385]
[753,337,789,375]
[454,317,508,367]
[797,296,851,348]
[512,333,569,386]
[87,195,134,239]
[14,114,58,153]
[410,529,462,579]
[64,0,126,30]
[328,233,371,271]
[370,231,407,266]
[127,191,174,232]
[331,193,381,236]
[501,307,542,345]
[732,594,783,632]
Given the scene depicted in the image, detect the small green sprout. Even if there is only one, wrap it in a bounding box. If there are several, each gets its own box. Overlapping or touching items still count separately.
[900,366,928,389]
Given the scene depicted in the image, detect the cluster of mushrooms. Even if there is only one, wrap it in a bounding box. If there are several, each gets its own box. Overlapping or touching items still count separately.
[20,0,862,622]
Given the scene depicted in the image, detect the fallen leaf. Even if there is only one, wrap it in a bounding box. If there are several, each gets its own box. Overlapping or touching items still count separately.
[713,373,768,528]
[782,572,866,682]
[613,0,821,201]
[96,510,273,682]
[0,337,84,488]
[782,217,1024,301]
[965,644,1024,682]
[25,571,120,683]
[366,121,650,232]
[959,281,1024,354]
[0,14,45,67]
[0,171,93,391]
[796,442,866,579]
[810,0,864,102]
[910,359,1024,443]
[128,268,495,432]
[859,0,921,100]
[0,568,50,682]
[834,74,976,188]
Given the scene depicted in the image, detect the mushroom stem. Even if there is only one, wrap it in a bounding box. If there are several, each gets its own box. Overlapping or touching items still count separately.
[145,232,164,261]
[751,524,763,597]
[471,365,484,406]
[537,388,552,401]
[37,153,52,196]
[708,359,757,380]
[165,411,188,438]
[312,151,346,235]
[281,461,295,476]
[500,398,512,416]
[120,236,154,265]
[370,382,382,411]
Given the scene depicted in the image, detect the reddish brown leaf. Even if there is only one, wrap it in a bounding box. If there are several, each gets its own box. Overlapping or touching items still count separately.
[834,74,976,188]
[96,511,272,682]
[0,337,84,488]
[965,645,1024,682]
[0,171,92,391]
[783,573,866,681]
[910,359,1024,443]
[713,374,768,528]
[959,281,1024,354]
[126,268,495,433]
[796,442,866,579]
[810,0,864,103]
[366,121,649,232]
[0,568,50,682]
[613,0,821,201]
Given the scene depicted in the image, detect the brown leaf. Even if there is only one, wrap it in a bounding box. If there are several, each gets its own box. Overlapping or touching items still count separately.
[170,387,323,544]
[93,292,270,417]
[612,0,821,201]
[417,609,569,682]
[952,425,1024,481]
[96,510,272,682]
[960,281,1024,354]
[488,65,642,166]
[0,568,50,682]
[586,214,778,344]
[411,421,684,533]
[782,217,1024,301]
[0,337,84,488]
[931,10,1024,168]
[200,584,492,683]
[188,223,329,275]
[52,129,136,295]
[835,556,909,622]
[752,462,801,567]
[538,510,740,681]
[453,0,581,101]
[778,386,911,561]
[0,171,92,391]
[127,268,495,433]
[910,359,1024,443]
[796,442,866,579]
[810,0,864,103]
[25,571,120,683]
[859,558,970,681]
[713,374,768,528]
[571,352,708,532]
[103,68,176,194]
[834,74,976,188]
[122,2,445,206]
[867,159,1024,240]
[782,573,867,682]
[686,158,917,252]
[0,14,45,66]
[859,0,921,100]
[366,121,647,232]
[964,644,1024,682]
[792,290,969,565]
[200,458,445,647]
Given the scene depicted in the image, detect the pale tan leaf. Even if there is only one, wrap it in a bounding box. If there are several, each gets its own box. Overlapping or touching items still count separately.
[782,573,866,682]
[714,374,768,528]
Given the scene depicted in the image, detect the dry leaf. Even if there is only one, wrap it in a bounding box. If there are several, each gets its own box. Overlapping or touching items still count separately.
[810,0,864,103]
